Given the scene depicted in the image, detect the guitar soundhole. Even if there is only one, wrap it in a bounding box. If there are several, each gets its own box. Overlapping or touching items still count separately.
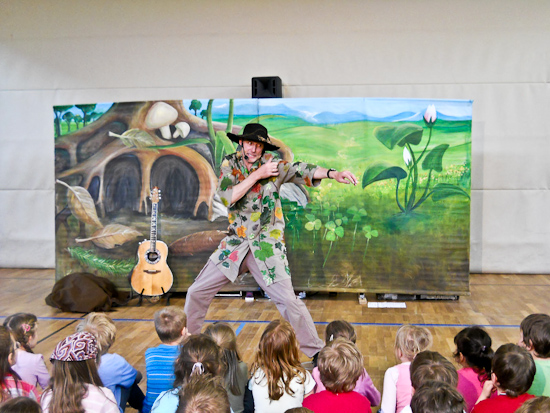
[145,250,161,264]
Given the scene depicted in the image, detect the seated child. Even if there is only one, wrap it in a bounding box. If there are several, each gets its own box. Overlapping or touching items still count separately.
[411,381,465,413]
[519,313,550,396]
[311,320,380,406]
[380,325,433,413]
[152,334,222,412]
[0,396,42,413]
[143,306,189,413]
[0,326,38,403]
[472,343,536,413]
[3,313,50,390]
[40,331,119,413]
[176,374,231,413]
[204,322,248,413]
[516,396,550,413]
[77,312,145,412]
[303,338,371,413]
[249,320,315,413]
[401,350,459,413]
[453,326,494,412]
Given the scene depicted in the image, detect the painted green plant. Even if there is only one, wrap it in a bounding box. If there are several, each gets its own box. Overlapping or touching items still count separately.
[206,99,236,174]
[323,219,344,268]
[304,213,322,242]
[346,206,368,252]
[362,225,378,260]
[362,105,469,214]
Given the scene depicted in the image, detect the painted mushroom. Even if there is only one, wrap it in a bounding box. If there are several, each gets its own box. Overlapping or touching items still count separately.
[145,101,178,140]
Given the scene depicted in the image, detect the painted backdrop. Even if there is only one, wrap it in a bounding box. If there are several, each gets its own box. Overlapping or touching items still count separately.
[54,97,472,294]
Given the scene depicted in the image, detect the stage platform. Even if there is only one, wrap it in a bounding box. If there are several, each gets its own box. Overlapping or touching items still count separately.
[1,269,549,412]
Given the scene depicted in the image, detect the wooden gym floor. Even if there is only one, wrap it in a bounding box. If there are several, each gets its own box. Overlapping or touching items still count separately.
[1,268,549,412]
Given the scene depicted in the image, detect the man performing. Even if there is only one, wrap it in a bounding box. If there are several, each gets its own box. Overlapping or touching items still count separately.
[184,123,357,358]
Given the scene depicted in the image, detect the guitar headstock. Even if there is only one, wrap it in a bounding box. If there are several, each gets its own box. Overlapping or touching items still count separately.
[150,187,161,204]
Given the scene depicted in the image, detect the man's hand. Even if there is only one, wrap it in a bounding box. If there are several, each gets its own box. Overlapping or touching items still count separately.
[333,170,358,186]
[253,159,280,180]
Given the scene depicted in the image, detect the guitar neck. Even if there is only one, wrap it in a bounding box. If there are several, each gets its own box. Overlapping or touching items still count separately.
[150,201,158,250]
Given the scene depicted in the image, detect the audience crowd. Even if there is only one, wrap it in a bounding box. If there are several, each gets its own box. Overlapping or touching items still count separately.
[1,308,550,413]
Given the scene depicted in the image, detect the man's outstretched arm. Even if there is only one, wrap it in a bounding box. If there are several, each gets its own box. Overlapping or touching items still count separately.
[313,167,358,186]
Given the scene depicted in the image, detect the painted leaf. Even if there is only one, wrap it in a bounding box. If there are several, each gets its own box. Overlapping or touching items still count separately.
[68,247,135,276]
[250,212,261,222]
[422,144,449,172]
[325,221,336,230]
[374,124,423,149]
[326,231,336,241]
[108,128,156,149]
[362,162,407,189]
[269,229,282,239]
[56,180,103,228]
[314,219,322,230]
[431,183,471,202]
[168,230,229,256]
[335,226,344,238]
[151,138,211,149]
[75,224,141,249]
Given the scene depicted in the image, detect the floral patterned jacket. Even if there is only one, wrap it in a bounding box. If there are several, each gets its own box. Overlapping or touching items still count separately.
[209,151,321,286]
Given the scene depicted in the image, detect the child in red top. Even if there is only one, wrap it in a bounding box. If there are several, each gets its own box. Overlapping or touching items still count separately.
[472,343,536,413]
[303,338,371,413]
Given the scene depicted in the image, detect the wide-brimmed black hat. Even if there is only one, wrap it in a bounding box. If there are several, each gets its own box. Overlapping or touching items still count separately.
[227,123,280,152]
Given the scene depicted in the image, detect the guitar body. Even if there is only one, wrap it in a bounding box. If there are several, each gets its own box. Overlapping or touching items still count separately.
[131,239,173,296]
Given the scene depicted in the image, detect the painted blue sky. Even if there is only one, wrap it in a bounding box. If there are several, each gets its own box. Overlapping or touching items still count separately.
[184,97,472,122]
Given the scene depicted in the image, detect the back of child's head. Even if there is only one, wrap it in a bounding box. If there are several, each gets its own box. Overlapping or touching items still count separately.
[453,326,494,374]
[3,313,37,353]
[252,320,305,401]
[318,338,363,393]
[520,313,550,358]
[325,320,356,344]
[394,324,433,362]
[492,343,536,397]
[203,322,242,395]
[76,312,116,356]
[285,408,314,413]
[48,332,104,412]
[411,381,465,413]
[0,396,42,413]
[516,396,550,413]
[0,326,18,402]
[176,374,230,413]
[410,350,458,390]
[174,334,221,388]
[154,306,187,343]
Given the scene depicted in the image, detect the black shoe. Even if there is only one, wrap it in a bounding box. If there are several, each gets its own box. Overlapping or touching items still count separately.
[312,351,320,367]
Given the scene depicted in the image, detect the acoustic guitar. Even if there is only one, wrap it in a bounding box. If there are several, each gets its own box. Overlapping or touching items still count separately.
[131,187,173,297]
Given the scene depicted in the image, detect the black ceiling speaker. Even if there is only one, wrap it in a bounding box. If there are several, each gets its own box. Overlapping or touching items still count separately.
[252,76,282,98]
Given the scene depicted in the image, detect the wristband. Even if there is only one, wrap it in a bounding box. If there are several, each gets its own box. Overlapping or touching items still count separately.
[327,168,336,179]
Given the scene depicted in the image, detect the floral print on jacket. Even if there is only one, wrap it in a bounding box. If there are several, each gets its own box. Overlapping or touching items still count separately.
[209,151,320,285]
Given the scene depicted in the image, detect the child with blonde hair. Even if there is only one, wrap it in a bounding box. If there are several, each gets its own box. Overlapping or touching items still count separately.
[0,326,38,403]
[3,313,50,390]
[249,320,315,412]
[76,312,144,412]
[303,338,371,412]
[311,320,380,406]
[380,324,433,413]
[204,322,248,413]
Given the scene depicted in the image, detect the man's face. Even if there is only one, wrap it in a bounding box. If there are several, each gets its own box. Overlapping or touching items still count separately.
[240,140,264,165]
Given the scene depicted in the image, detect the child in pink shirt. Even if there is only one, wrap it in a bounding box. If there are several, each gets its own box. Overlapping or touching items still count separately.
[380,325,433,413]
[453,326,494,412]
[3,313,50,390]
[311,320,380,406]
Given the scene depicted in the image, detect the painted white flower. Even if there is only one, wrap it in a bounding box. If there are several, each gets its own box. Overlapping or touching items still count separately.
[424,104,437,125]
[403,147,412,167]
